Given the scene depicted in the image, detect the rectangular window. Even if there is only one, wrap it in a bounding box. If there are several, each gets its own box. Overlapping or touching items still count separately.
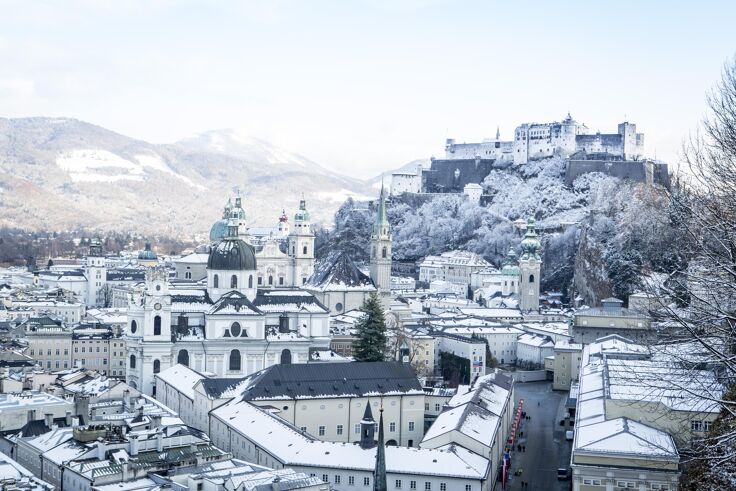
[440,485,446,491]
[300,426,307,433]
[425,403,429,411]
[322,475,328,483]
[435,404,441,411]
[389,422,396,432]
[319,426,325,436]
[354,424,360,434]
[691,420,703,432]
[410,482,417,490]
[337,424,344,435]
[395,480,402,489]
[335,476,341,484]
[409,421,415,431]
[425,483,431,490]
[465,486,472,491]
[704,421,712,432]
[364,477,370,486]
[348,476,355,485]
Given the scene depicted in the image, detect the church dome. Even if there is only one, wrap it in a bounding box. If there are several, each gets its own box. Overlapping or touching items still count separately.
[210,219,229,242]
[138,241,157,260]
[208,239,257,271]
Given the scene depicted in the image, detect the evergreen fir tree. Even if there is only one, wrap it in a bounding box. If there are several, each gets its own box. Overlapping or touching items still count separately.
[353,293,388,362]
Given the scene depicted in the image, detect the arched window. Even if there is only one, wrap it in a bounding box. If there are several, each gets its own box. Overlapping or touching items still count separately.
[177,350,189,366]
[231,275,238,288]
[279,276,284,285]
[213,274,219,288]
[382,246,387,259]
[230,322,242,337]
[303,245,308,255]
[529,274,535,283]
[280,349,292,364]
[130,320,137,334]
[154,316,161,335]
[268,275,273,285]
[258,276,263,285]
[153,359,160,374]
[248,275,253,288]
[229,349,241,371]
[129,354,136,369]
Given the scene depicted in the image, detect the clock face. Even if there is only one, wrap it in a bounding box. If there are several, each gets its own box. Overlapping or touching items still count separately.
[154,302,162,311]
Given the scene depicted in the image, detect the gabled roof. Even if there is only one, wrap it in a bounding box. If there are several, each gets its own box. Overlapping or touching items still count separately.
[253,289,329,314]
[239,362,423,401]
[575,417,678,458]
[208,291,262,316]
[305,251,375,292]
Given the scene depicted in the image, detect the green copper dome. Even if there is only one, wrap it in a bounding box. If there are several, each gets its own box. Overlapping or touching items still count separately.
[209,219,229,241]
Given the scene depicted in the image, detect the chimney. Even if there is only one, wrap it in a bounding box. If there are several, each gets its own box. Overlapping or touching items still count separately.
[122,462,130,482]
[156,432,163,452]
[97,439,106,460]
[129,434,139,456]
[44,413,53,428]
[65,411,72,427]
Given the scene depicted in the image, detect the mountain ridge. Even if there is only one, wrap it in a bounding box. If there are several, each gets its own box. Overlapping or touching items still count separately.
[0,117,374,237]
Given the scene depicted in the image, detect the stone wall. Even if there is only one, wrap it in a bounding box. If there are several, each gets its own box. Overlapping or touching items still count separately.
[564,159,670,189]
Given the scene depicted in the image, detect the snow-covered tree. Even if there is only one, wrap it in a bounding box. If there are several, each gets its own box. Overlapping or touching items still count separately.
[353,293,388,362]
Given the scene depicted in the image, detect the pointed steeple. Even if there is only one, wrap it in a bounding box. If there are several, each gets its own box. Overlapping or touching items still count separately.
[373,180,389,236]
[496,126,500,140]
[374,407,387,491]
[360,403,376,449]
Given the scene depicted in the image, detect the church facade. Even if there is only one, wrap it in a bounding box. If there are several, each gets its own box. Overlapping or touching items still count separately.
[126,197,330,396]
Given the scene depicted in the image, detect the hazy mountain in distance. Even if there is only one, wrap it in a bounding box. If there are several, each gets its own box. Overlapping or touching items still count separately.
[0,117,373,238]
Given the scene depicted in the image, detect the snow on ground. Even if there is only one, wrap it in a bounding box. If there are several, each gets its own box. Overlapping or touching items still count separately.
[55,149,205,189]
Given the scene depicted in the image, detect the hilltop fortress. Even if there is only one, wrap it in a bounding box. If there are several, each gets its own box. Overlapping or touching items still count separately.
[391,114,668,196]
[445,113,644,165]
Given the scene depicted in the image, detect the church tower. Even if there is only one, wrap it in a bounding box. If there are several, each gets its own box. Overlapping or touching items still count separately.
[370,183,392,302]
[84,237,107,307]
[519,218,542,311]
[288,196,315,285]
[126,266,173,396]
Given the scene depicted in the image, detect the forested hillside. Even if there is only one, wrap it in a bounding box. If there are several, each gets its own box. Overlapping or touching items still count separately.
[319,156,679,304]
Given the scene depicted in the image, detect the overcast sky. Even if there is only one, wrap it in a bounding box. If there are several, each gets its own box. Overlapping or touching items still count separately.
[1,0,734,178]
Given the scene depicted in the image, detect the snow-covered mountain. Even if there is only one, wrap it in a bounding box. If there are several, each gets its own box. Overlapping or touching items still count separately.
[0,118,373,237]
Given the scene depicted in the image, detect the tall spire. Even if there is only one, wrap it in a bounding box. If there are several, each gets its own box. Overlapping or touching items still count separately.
[496,125,500,140]
[374,407,387,491]
[373,180,389,235]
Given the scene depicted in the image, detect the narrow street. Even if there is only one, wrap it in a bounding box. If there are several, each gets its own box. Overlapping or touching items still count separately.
[502,381,572,491]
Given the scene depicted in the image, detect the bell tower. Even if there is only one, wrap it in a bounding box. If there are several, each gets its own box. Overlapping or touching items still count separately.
[143,267,172,341]
[288,196,315,286]
[519,218,542,311]
[370,183,392,303]
[85,237,107,307]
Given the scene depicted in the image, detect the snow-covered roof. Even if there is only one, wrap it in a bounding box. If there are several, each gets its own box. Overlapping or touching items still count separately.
[574,417,678,458]
[212,400,488,479]
[305,251,376,292]
[423,374,511,449]
[155,364,207,400]
[517,333,555,348]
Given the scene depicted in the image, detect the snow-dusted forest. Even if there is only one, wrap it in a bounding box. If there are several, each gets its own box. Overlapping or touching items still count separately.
[318,155,679,304]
